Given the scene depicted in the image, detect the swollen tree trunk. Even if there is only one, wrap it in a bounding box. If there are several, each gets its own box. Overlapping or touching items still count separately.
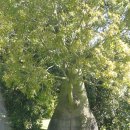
[48,73,98,130]
[0,90,11,130]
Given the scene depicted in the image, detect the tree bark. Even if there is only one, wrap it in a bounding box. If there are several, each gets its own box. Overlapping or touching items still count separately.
[0,90,11,130]
[47,77,98,130]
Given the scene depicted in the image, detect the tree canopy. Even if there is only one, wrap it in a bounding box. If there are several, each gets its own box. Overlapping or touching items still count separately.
[0,0,130,129]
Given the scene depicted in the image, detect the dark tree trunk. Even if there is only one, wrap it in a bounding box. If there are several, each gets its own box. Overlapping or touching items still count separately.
[48,79,98,130]
[0,91,11,130]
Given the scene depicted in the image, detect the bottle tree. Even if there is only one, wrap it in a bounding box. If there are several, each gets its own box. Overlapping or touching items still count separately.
[0,0,130,130]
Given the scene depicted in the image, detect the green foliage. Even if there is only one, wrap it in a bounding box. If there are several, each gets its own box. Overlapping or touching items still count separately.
[0,81,56,130]
[0,0,130,129]
[86,79,130,130]
[2,87,42,130]
[85,42,130,129]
